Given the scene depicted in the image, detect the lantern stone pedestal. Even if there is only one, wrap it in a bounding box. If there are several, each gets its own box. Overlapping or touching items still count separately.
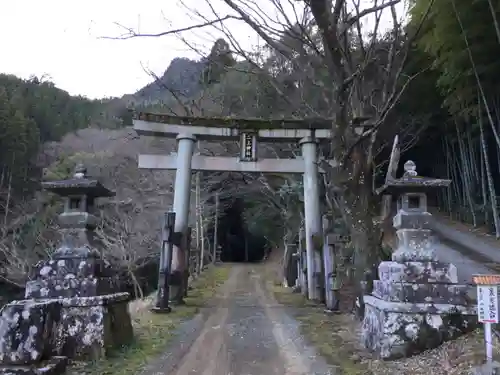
[0,165,133,375]
[360,160,477,360]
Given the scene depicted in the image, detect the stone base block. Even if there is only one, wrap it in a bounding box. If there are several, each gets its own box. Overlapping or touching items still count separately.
[55,293,133,360]
[361,295,477,359]
[378,261,458,283]
[25,276,119,299]
[25,258,122,300]
[0,356,67,375]
[30,258,110,280]
[392,229,436,263]
[0,300,61,365]
[372,280,470,304]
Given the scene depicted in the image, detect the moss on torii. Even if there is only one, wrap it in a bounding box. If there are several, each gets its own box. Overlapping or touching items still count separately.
[132,110,335,131]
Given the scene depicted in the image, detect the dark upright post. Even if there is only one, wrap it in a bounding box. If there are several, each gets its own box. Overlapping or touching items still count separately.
[152,211,176,313]
[183,227,192,298]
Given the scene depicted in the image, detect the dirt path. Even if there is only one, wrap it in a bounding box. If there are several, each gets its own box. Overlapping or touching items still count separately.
[168,264,332,375]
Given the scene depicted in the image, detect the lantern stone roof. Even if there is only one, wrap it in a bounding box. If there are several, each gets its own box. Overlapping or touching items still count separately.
[42,164,115,198]
[376,160,451,195]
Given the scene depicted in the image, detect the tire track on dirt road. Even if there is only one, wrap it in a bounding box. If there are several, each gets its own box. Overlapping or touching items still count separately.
[169,266,236,375]
[162,263,333,375]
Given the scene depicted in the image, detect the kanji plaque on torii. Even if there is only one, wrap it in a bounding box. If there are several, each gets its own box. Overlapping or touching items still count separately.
[240,132,257,161]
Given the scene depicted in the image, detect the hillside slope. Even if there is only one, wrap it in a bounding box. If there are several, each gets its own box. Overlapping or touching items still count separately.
[0,40,288,291]
[134,57,205,105]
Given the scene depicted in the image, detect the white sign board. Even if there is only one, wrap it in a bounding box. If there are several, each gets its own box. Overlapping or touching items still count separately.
[473,274,500,363]
[477,285,499,323]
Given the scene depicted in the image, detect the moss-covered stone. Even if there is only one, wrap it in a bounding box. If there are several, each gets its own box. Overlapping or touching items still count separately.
[133,111,334,130]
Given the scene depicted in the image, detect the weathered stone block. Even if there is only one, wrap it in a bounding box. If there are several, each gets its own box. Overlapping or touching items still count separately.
[25,277,118,299]
[391,248,437,263]
[392,229,436,262]
[372,281,470,304]
[0,300,61,365]
[0,356,67,375]
[29,258,111,281]
[393,211,432,230]
[361,296,477,359]
[378,261,458,283]
[55,293,132,360]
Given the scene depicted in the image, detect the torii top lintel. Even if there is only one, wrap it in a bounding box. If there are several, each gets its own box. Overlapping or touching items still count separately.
[132,111,335,142]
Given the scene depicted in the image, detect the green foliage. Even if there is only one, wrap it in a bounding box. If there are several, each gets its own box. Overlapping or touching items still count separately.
[43,155,77,181]
[136,57,204,104]
[44,151,112,181]
[0,74,110,142]
[0,86,41,196]
[411,0,500,116]
[201,39,237,85]
[0,74,121,204]
[212,61,286,117]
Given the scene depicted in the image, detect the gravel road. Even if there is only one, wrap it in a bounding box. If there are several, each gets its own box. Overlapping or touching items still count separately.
[151,264,333,375]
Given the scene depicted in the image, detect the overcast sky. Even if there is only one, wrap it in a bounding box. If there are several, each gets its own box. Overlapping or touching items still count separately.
[0,0,404,100]
[0,0,258,99]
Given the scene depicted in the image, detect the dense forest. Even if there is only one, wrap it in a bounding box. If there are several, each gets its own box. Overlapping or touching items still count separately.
[1,0,500,301]
[0,74,126,197]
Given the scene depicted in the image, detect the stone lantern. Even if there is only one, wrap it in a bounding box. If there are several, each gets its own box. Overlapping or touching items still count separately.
[0,165,133,375]
[22,164,133,359]
[360,159,476,359]
[45,163,113,259]
[25,164,118,299]
[389,160,443,264]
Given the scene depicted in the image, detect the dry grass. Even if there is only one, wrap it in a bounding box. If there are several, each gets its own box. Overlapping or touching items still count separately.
[72,264,231,375]
[368,330,499,375]
[268,279,499,375]
[269,283,370,375]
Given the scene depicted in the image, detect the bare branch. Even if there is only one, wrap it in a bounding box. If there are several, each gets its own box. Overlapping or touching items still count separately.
[102,16,242,40]
[339,0,402,35]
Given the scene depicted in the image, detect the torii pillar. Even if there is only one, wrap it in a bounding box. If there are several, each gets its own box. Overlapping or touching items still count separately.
[300,137,323,301]
[170,134,196,303]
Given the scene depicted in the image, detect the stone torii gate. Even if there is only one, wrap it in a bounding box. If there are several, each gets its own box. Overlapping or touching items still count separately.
[133,112,337,302]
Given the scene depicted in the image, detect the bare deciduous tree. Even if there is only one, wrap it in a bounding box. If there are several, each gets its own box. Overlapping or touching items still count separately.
[111,0,435,313]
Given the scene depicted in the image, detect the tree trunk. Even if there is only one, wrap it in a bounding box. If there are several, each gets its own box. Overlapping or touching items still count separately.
[353,229,380,316]
[455,121,477,227]
[341,143,381,319]
[479,112,500,237]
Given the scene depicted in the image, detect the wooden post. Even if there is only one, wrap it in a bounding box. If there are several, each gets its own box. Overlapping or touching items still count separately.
[213,191,219,264]
[184,227,192,298]
[244,231,249,262]
[200,206,206,272]
[152,212,176,313]
[195,172,201,275]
